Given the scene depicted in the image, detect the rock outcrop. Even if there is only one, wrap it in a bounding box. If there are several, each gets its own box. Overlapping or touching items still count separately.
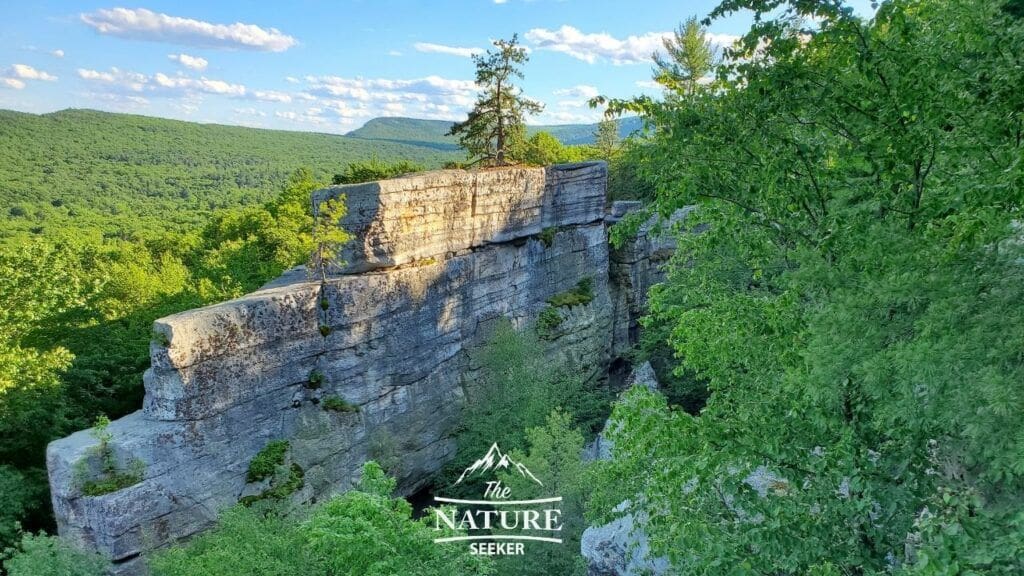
[46,163,681,574]
[580,361,669,576]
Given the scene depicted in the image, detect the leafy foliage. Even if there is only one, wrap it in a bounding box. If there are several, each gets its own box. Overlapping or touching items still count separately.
[150,505,319,576]
[152,463,494,576]
[332,157,425,185]
[2,532,108,576]
[592,0,1024,573]
[497,410,591,576]
[441,321,609,497]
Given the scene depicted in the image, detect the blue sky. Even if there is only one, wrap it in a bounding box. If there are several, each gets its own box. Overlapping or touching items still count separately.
[0,1,873,133]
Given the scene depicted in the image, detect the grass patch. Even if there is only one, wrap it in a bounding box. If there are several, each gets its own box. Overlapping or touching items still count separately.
[322,396,360,413]
[75,416,145,497]
[82,470,143,497]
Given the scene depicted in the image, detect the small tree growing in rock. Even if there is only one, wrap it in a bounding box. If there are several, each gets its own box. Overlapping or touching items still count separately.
[309,197,352,283]
[448,34,543,166]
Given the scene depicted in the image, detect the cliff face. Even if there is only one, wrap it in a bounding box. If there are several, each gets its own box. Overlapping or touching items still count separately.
[45,163,678,573]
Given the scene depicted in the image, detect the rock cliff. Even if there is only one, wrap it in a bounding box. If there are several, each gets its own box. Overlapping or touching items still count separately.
[46,163,679,573]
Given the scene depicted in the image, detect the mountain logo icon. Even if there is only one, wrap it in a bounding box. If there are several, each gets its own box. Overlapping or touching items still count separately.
[454,443,543,486]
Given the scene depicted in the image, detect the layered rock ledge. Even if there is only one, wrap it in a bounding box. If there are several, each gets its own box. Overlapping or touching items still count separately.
[46,163,680,573]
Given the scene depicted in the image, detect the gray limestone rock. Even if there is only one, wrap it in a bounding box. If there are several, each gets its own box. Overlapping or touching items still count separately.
[46,163,676,574]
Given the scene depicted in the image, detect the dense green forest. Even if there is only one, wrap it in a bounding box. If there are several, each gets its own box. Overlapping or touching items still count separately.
[0,109,458,244]
[4,0,1024,573]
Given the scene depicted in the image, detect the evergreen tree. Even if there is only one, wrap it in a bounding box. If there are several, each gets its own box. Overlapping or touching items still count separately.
[652,16,719,96]
[448,34,543,165]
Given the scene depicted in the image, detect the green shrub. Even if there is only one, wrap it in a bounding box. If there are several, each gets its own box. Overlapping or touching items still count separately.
[150,505,318,576]
[306,370,325,390]
[239,464,304,507]
[333,158,425,185]
[536,306,563,338]
[319,325,332,337]
[246,440,289,483]
[322,396,359,413]
[546,277,594,308]
[538,227,557,248]
[305,462,493,576]
[3,533,108,576]
[154,463,490,576]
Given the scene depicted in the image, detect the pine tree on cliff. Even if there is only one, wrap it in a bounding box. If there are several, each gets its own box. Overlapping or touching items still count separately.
[448,34,543,166]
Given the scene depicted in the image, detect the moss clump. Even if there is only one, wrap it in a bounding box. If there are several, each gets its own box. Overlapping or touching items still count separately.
[546,277,594,308]
[239,463,305,507]
[320,297,330,310]
[151,331,170,347]
[319,325,332,337]
[536,306,564,339]
[306,370,325,390]
[538,227,557,248]
[247,440,289,483]
[322,396,360,413]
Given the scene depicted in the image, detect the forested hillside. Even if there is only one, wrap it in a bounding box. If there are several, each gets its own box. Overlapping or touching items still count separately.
[0,109,457,243]
[347,115,643,148]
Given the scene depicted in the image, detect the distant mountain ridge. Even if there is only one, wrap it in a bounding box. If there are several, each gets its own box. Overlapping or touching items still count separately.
[347,116,644,149]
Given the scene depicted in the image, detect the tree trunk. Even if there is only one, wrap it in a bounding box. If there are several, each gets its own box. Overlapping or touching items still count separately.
[496,78,504,165]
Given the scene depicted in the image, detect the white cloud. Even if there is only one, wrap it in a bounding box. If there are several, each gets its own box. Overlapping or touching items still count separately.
[526,25,738,65]
[285,76,300,84]
[414,42,483,58]
[81,91,149,107]
[494,0,508,4]
[529,108,603,125]
[152,72,246,96]
[1,78,25,90]
[305,75,476,106]
[10,64,58,81]
[51,49,65,58]
[168,53,209,71]
[80,8,298,52]
[387,50,402,57]
[77,66,294,104]
[251,89,291,103]
[635,80,661,90]
[268,74,478,131]
[234,107,266,117]
[77,67,148,92]
[552,84,599,99]
[2,64,58,89]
